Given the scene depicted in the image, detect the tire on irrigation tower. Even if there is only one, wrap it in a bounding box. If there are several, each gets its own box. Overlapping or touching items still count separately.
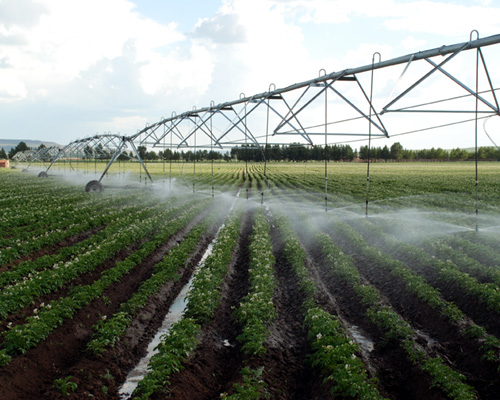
[38,171,48,178]
[85,180,104,193]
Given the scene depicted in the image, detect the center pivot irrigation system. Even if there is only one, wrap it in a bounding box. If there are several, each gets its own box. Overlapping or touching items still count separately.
[19,31,500,214]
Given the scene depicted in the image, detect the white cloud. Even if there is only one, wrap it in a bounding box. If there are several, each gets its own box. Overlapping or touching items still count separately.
[401,36,427,51]
[383,1,500,37]
[268,0,500,41]
[0,0,47,28]
[101,115,148,134]
[0,73,27,102]
[139,43,214,96]
[198,0,311,95]
[194,12,246,43]
[0,0,186,98]
[0,0,499,150]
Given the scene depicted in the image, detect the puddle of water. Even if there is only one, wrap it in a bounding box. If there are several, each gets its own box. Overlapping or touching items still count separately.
[415,328,438,351]
[118,239,215,398]
[119,193,241,398]
[348,325,374,353]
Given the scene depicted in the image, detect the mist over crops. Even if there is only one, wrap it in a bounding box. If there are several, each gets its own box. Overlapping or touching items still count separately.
[2,160,500,399]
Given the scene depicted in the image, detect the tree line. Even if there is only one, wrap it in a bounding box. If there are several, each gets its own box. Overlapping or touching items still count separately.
[3,141,500,162]
[0,141,30,159]
[360,143,500,161]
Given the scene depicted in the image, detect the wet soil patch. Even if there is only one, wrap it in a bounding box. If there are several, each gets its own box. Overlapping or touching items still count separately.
[163,210,253,400]
[340,244,500,399]
[250,218,323,400]
[301,234,446,400]
[0,213,212,400]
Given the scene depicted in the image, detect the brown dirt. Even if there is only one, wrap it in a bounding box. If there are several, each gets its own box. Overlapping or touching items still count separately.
[296,227,448,400]
[0,211,214,400]
[345,246,500,400]
[1,198,499,399]
[163,210,253,399]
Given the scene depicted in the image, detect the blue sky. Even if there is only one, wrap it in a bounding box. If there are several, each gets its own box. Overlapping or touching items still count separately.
[1,0,500,150]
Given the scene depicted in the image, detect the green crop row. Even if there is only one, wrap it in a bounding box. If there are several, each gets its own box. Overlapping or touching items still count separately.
[132,317,201,399]
[304,307,387,400]
[443,235,500,268]
[0,191,140,257]
[317,233,478,400]
[184,208,242,323]
[0,202,153,288]
[0,199,210,364]
[233,209,276,356]
[423,239,500,287]
[347,216,500,323]
[0,175,90,231]
[132,207,240,399]
[87,206,219,355]
[379,229,500,316]
[342,217,500,370]
[220,208,275,400]
[333,220,465,322]
[274,213,386,399]
[0,201,192,320]
[220,366,271,400]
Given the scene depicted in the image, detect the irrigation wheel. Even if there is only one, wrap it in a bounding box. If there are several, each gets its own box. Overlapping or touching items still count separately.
[85,180,104,193]
[38,171,48,178]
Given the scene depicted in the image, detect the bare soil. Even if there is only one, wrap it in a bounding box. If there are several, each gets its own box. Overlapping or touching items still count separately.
[1,205,499,399]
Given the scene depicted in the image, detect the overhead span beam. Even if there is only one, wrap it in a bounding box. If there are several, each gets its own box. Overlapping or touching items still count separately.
[131,33,500,140]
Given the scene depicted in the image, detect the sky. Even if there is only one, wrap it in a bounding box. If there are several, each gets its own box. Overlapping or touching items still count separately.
[1,0,500,150]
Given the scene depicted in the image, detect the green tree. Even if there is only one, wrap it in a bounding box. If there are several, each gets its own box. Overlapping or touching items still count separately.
[380,145,390,161]
[403,149,415,160]
[0,148,7,159]
[7,141,30,159]
[434,147,448,161]
[390,142,404,161]
[16,142,29,152]
[359,145,370,160]
[146,150,158,160]
[342,145,355,161]
[137,146,147,160]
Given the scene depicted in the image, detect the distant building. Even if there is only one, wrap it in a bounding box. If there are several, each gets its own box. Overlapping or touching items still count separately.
[0,160,10,168]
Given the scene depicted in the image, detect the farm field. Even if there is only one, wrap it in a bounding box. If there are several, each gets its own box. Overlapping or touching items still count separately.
[1,161,500,400]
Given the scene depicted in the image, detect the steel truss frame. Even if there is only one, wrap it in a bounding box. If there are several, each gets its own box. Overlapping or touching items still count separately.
[133,32,500,153]
[39,134,152,185]
[13,147,60,168]
[32,32,500,212]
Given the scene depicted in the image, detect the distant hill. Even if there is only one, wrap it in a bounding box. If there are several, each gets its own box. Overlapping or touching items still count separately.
[0,139,62,152]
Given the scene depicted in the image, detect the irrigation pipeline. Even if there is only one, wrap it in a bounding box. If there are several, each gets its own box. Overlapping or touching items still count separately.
[130,33,500,139]
[28,32,500,226]
[365,53,380,217]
